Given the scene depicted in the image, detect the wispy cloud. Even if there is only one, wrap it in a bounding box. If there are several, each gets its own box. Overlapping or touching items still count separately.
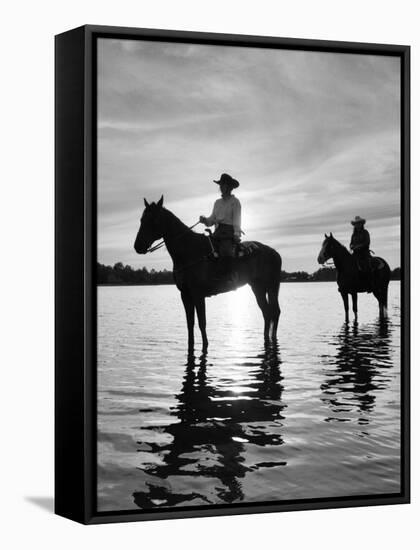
[98,39,400,271]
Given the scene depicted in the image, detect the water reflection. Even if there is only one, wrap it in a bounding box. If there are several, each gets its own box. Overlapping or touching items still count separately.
[321,319,393,423]
[98,284,402,510]
[132,342,285,508]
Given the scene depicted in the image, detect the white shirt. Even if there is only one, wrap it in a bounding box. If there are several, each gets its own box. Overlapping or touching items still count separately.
[203,194,241,238]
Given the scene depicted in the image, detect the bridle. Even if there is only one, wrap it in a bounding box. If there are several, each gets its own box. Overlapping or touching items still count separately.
[319,239,335,266]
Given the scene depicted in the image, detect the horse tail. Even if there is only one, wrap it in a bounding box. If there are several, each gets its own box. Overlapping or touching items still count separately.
[270,248,282,283]
[264,247,281,294]
[371,257,390,316]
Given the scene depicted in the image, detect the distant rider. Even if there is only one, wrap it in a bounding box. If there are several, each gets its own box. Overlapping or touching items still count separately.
[199,173,241,283]
[350,215,373,291]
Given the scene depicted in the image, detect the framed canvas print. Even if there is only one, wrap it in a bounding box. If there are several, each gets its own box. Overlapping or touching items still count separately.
[55,25,410,524]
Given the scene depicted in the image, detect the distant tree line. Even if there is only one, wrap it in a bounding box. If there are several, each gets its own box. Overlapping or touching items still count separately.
[97,262,174,285]
[97,262,401,285]
[281,266,401,282]
[282,267,338,282]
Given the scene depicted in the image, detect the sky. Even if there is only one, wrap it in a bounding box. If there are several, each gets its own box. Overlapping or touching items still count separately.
[97,38,401,273]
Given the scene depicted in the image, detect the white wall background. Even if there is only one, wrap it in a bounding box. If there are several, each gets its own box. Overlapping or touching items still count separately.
[1,1,417,548]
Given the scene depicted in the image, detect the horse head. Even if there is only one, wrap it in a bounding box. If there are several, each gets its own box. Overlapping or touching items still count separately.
[317,232,334,264]
[134,195,165,254]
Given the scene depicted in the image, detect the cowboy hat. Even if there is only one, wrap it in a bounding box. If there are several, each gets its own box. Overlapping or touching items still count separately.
[213,173,239,189]
[351,215,366,225]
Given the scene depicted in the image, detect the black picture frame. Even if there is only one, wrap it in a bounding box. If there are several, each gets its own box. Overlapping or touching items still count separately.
[55,24,410,525]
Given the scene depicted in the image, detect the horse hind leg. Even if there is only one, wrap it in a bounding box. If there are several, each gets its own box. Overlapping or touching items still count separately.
[251,284,271,342]
[374,283,389,318]
[351,292,358,322]
[382,281,389,317]
[383,291,389,317]
[267,281,281,340]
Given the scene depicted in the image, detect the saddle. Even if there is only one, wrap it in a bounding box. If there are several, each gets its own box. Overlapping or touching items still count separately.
[353,255,386,293]
[355,255,385,272]
[371,257,386,270]
[204,229,259,259]
[236,241,260,258]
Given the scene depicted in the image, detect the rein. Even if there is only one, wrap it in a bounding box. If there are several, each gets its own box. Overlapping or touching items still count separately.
[145,221,201,254]
[322,256,340,268]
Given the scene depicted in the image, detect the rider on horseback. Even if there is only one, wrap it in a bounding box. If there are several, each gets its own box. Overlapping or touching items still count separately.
[350,215,374,291]
[199,173,241,284]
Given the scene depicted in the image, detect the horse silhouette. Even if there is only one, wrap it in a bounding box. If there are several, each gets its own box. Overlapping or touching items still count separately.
[317,233,391,321]
[134,196,282,353]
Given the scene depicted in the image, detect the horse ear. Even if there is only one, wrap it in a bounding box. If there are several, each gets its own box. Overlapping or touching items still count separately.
[324,233,328,238]
[330,232,333,238]
[144,198,149,208]
[157,195,164,208]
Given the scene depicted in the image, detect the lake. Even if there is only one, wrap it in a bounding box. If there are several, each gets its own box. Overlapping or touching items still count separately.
[97,281,401,512]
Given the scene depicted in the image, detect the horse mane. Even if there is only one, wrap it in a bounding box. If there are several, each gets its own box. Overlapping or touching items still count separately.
[330,236,351,256]
[162,207,184,222]
[161,206,193,233]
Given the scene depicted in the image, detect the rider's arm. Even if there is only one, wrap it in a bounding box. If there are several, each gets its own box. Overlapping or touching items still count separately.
[200,203,217,226]
[232,199,241,239]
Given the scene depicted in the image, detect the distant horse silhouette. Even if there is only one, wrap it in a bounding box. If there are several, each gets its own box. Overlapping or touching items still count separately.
[134,196,282,353]
[317,233,391,321]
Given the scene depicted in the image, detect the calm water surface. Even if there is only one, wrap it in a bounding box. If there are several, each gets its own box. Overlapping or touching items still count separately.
[97,281,401,511]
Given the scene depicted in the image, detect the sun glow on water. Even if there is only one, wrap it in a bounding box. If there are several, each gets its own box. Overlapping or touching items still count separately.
[220,286,256,352]
[226,285,253,321]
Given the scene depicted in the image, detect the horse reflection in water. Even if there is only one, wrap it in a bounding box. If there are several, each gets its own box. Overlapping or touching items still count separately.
[132,343,285,508]
[321,319,393,423]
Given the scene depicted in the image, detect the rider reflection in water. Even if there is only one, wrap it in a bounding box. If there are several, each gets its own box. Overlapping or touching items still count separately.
[199,173,242,284]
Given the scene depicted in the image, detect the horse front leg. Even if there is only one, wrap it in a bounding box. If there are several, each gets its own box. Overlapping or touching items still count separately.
[195,296,208,355]
[340,291,349,323]
[181,291,195,355]
[351,292,358,322]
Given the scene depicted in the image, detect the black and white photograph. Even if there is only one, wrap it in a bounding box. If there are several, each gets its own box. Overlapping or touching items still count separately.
[95,35,405,514]
[3,0,418,543]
